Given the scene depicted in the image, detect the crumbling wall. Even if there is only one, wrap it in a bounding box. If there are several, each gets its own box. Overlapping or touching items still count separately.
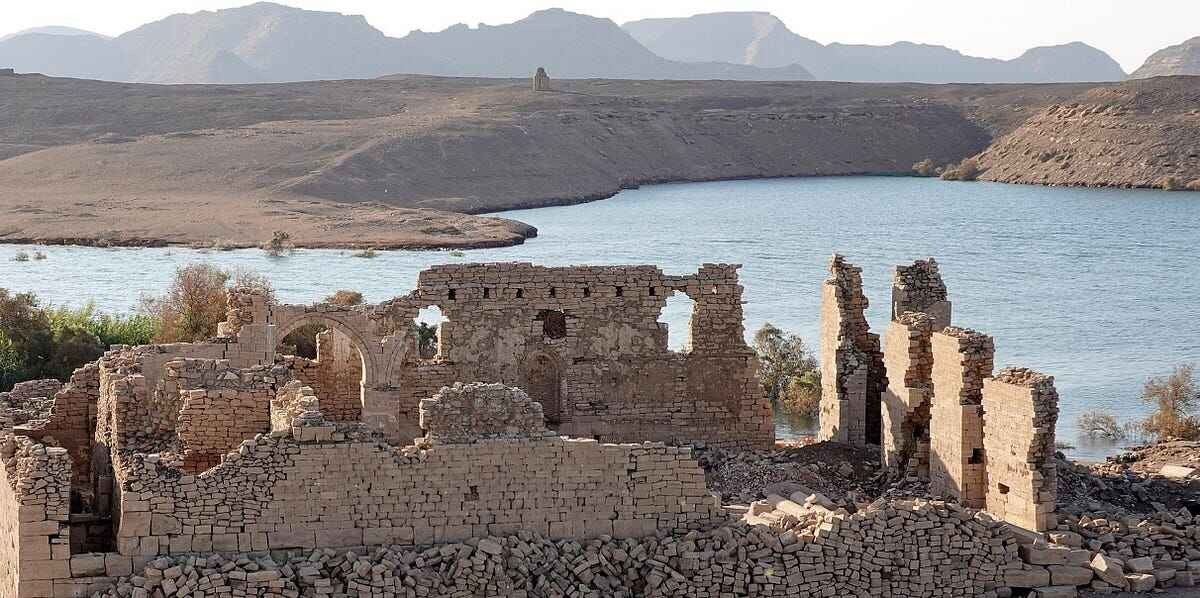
[891,258,952,328]
[0,380,62,429]
[419,383,547,443]
[112,432,720,556]
[881,312,936,472]
[15,364,100,508]
[170,359,287,472]
[819,255,884,445]
[90,497,1017,598]
[929,327,994,508]
[982,368,1059,532]
[279,329,363,422]
[0,435,73,598]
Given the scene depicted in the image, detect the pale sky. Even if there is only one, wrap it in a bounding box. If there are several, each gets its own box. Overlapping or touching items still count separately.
[4,0,1196,73]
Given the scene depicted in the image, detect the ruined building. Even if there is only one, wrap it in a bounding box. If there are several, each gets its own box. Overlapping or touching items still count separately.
[532,67,551,91]
[820,255,1059,531]
[0,261,773,597]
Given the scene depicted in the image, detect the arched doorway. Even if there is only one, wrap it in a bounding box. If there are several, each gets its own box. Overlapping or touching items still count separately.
[274,317,370,422]
[523,353,562,426]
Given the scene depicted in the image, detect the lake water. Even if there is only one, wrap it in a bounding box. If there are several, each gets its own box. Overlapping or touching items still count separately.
[3,177,1198,460]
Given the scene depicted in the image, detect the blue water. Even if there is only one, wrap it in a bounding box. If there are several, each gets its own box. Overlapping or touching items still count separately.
[3,177,1198,460]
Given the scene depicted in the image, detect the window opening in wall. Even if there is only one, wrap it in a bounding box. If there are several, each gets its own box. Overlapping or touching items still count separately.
[516,288,524,299]
[649,286,657,296]
[659,291,695,352]
[998,483,1010,495]
[968,448,985,464]
[583,287,591,297]
[414,306,448,358]
[615,286,624,297]
[549,287,557,298]
[540,309,567,340]
[483,288,490,299]
[448,289,456,301]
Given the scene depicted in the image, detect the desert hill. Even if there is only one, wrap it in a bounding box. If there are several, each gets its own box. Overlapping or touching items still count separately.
[0,3,811,83]
[0,72,1104,248]
[974,76,1200,189]
[623,12,1127,83]
[1131,37,1200,78]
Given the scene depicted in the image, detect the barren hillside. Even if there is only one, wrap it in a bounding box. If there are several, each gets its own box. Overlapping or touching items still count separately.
[0,73,1127,248]
[975,77,1200,189]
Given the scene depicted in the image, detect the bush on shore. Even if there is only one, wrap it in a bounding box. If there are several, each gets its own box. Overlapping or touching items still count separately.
[263,230,293,256]
[752,323,821,417]
[911,159,941,177]
[940,158,983,181]
[1077,410,1126,440]
[1138,363,1200,441]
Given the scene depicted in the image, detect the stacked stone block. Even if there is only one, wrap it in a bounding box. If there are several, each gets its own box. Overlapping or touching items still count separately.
[881,312,936,472]
[891,258,952,328]
[819,255,884,445]
[418,382,548,444]
[929,327,995,508]
[0,434,74,598]
[982,367,1059,532]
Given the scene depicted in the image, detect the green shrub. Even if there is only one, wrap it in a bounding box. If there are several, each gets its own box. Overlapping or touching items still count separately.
[415,322,439,358]
[352,248,378,259]
[11,250,29,262]
[752,323,821,417]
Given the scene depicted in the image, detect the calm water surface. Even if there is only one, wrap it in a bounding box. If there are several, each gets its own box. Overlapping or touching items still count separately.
[3,177,1197,460]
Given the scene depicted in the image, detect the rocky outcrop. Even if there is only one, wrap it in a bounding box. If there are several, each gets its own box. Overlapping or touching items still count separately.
[1131,36,1200,78]
[974,77,1200,190]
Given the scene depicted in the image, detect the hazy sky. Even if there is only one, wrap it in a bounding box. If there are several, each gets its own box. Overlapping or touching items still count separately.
[4,0,1196,72]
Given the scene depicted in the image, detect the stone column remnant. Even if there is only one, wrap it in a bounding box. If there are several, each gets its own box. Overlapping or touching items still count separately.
[892,258,951,329]
[881,312,935,473]
[533,67,552,91]
[928,326,994,508]
[818,255,885,446]
[982,367,1059,532]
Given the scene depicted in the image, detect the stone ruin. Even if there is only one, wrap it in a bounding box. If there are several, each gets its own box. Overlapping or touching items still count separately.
[532,66,551,91]
[0,261,769,597]
[0,68,16,76]
[819,255,1060,531]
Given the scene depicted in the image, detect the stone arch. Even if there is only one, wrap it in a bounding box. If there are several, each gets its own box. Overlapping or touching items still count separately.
[522,352,563,426]
[273,313,379,419]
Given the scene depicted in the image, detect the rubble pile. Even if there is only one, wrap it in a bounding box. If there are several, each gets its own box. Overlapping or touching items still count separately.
[699,442,881,504]
[91,498,1014,598]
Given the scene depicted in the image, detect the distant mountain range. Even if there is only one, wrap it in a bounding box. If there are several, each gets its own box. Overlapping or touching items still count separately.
[0,3,1193,84]
[623,12,1128,83]
[0,4,811,83]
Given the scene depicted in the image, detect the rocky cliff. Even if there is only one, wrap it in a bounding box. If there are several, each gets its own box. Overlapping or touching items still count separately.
[1131,36,1200,78]
[974,77,1200,189]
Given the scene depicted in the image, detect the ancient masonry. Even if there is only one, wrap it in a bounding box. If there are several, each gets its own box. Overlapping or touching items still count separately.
[820,256,1060,530]
[532,67,551,91]
[0,261,777,597]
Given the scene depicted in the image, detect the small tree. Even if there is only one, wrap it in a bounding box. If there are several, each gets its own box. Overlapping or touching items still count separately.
[0,290,53,390]
[141,264,274,343]
[1077,410,1126,440]
[264,230,293,256]
[1138,364,1200,441]
[753,323,821,416]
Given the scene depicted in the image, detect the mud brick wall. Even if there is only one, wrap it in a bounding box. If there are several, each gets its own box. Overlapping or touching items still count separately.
[929,327,994,509]
[982,368,1059,532]
[819,255,884,445]
[881,312,935,471]
[891,258,952,328]
[111,433,721,556]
